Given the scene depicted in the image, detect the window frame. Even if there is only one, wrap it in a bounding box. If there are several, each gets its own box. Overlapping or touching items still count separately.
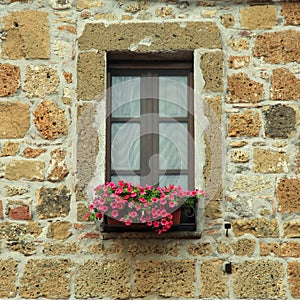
[106,60,195,190]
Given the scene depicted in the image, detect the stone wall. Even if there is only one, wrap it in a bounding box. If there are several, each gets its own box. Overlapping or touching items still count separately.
[0,0,299,299]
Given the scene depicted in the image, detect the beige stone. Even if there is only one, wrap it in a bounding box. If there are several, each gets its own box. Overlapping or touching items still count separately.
[0,259,18,298]
[77,203,88,222]
[75,259,131,299]
[132,260,195,298]
[228,56,250,69]
[0,102,30,139]
[58,25,77,34]
[33,100,68,140]
[228,38,249,51]
[220,14,234,27]
[201,9,217,18]
[200,260,227,298]
[19,259,72,298]
[228,110,261,137]
[271,68,300,101]
[276,178,300,213]
[77,0,103,10]
[254,149,288,173]
[201,51,223,92]
[0,63,20,97]
[231,150,249,163]
[232,218,279,238]
[22,147,46,158]
[127,241,180,257]
[0,141,19,157]
[155,6,175,18]
[217,241,232,255]
[288,261,300,298]
[5,160,44,181]
[47,221,72,240]
[241,5,277,29]
[260,242,300,258]
[283,220,300,238]
[281,2,300,25]
[79,22,222,51]
[187,242,214,256]
[227,73,264,103]
[5,185,28,196]
[47,149,69,182]
[2,10,50,59]
[44,242,79,255]
[23,65,59,98]
[77,51,105,100]
[231,239,256,256]
[230,140,248,148]
[233,260,284,298]
[253,30,300,64]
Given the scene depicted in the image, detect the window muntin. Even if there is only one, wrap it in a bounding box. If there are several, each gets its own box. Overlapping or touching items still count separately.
[107,62,194,190]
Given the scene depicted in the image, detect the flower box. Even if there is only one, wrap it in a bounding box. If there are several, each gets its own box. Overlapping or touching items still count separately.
[86,181,204,234]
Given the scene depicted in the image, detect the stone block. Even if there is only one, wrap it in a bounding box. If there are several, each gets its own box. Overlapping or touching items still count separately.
[44,242,79,255]
[0,63,20,97]
[5,185,28,196]
[36,185,71,219]
[232,218,279,238]
[228,110,261,137]
[63,71,73,83]
[8,205,31,220]
[0,141,19,157]
[127,241,180,257]
[77,51,105,100]
[19,259,71,298]
[276,178,300,213]
[220,14,234,27]
[200,260,227,298]
[77,203,88,222]
[0,200,2,219]
[5,160,45,181]
[1,10,50,59]
[77,0,103,10]
[33,100,68,140]
[240,5,277,29]
[23,65,59,98]
[132,260,195,298]
[228,38,249,51]
[58,25,77,35]
[78,22,222,51]
[0,221,42,241]
[0,259,18,298]
[228,56,250,69]
[283,220,300,238]
[233,260,284,298]
[253,148,288,173]
[22,147,46,158]
[200,51,223,92]
[48,0,74,10]
[75,259,131,299]
[253,30,300,64]
[233,176,271,193]
[231,150,249,163]
[76,103,99,189]
[187,242,214,256]
[260,242,300,258]
[0,102,30,139]
[263,104,296,138]
[47,221,72,240]
[271,68,300,101]
[47,149,69,182]
[226,73,264,103]
[231,239,256,256]
[281,2,300,25]
[288,261,300,298]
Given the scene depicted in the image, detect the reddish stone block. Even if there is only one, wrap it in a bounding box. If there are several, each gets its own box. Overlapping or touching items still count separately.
[0,200,3,219]
[9,205,31,220]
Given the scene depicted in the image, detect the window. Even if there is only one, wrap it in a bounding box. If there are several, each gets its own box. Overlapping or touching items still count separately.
[106,57,194,191]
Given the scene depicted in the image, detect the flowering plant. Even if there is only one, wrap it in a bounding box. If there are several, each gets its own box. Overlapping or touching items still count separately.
[86,180,204,234]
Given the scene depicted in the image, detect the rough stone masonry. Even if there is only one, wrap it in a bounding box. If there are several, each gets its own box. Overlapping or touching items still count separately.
[0,0,299,299]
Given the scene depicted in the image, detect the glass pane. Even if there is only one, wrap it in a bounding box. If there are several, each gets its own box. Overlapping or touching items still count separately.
[111,123,140,170]
[159,175,188,189]
[111,175,140,185]
[111,76,140,117]
[159,122,188,170]
[159,76,188,117]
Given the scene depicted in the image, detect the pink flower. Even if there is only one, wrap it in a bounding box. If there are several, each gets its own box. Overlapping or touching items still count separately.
[129,211,138,218]
[153,221,160,228]
[96,212,103,219]
[147,221,153,226]
[169,201,176,208]
[111,210,119,218]
[125,219,132,226]
[89,204,95,210]
[109,182,116,189]
[84,213,90,220]
[138,197,147,203]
